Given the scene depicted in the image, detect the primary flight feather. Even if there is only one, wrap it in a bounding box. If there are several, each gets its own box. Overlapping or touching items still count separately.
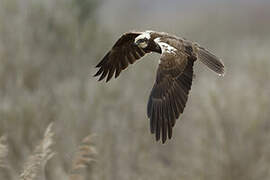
[94,30,225,143]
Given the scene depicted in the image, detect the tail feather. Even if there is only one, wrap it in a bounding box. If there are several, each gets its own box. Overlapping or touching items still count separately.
[198,47,225,76]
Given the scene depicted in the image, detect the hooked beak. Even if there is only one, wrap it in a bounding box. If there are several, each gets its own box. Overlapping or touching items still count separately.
[134,41,139,46]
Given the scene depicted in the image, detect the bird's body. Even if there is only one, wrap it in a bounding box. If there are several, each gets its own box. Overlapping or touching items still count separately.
[94,30,225,143]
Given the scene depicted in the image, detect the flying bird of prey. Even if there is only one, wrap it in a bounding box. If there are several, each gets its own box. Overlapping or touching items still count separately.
[94,30,225,143]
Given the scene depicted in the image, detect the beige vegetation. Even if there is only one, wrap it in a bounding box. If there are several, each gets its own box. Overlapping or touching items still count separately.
[20,123,55,180]
[0,0,270,179]
[1,123,96,180]
[0,136,8,169]
[69,134,97,180]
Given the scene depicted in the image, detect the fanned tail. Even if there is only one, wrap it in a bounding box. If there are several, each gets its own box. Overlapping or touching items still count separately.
[198,47,225,76]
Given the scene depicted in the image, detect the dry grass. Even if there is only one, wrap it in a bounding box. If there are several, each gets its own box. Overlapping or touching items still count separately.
[20,123,55,180]
[69,135,98,180]
[0,136,8,169]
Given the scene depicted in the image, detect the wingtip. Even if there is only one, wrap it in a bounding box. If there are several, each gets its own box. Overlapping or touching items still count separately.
[93,73,98,77]
[168,132,172,139]
[155,134,160,142]
[98,75,104,81]
[218,73,225,77]
[218,69,226,77]
[150,123,155,134]
[154,134,169,144]
[105,77,111,83]
[95,61,103,68]
[95,74,103,81]
[161,139,166,144]
[94,68,103,77]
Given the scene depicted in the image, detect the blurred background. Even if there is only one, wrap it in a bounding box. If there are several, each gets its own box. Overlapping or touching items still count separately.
[0,0,270,179]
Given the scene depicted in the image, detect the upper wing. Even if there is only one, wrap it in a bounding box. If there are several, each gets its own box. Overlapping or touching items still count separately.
[147,40,196,143]
[94,32,148,82]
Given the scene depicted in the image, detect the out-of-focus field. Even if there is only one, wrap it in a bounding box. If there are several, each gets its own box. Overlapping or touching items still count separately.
[0,0,270,179]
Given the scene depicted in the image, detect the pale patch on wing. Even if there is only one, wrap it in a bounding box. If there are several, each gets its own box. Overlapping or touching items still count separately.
[145,30,154,34]
[135,32,151,42]
[154,38,177,54]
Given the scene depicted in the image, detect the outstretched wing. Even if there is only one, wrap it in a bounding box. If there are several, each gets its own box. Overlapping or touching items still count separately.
[147,40,196,143]
[94,32,148,82]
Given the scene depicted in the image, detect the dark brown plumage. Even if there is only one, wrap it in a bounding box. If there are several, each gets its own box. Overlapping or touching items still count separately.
[94,30,225,143]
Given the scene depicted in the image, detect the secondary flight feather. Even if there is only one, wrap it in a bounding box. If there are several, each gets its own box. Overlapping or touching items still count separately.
[94,30,225,143]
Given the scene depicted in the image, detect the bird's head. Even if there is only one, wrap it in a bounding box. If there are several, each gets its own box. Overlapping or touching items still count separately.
[134,32,151,48]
